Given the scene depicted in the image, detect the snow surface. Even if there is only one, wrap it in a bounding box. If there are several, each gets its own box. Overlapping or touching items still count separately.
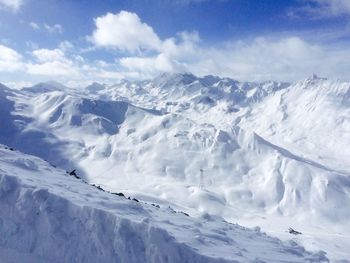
[0,145,328,262]
[0,73,349,261]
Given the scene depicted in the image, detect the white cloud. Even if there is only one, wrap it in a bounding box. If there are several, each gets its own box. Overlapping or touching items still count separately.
[289,0,350,19]
[0,0,23,11]
[117,31,201,77]
[26,47,130,81]
[27,22,63,34]
[91,11,162,52]
[3,15,350,86]
[117,34,350,82]
[314,0,350,17]
[44,24,63,34]
[120,53,185,78]
[90,10,202,76]
[26,60,79,77]
[0,44,131,84]
[32,49,66,63]
[90,10,201,58]
[182,36,350,81]
[29,22,40,30]
[59,41,74,52]
[95,69,141,83]
[27,48,80,77]
[3,81,33,89]
[89,11,350,81]
[0,44,23,72]
[162,31,200,59]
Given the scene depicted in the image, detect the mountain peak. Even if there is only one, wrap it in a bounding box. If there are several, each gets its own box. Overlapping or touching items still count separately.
[306,73,327,82]
[153,72,198,86]
[86,82,105,92]
[23,80,68,93]
[0,82,9,89]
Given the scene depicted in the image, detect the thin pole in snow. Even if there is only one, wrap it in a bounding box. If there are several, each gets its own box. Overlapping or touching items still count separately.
[199,168,204,189]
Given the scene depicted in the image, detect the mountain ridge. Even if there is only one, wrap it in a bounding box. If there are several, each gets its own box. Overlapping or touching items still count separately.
[0,73,349,261]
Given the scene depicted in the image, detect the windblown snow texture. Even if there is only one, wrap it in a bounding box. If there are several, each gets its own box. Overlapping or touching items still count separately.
[0,146,328,263]
[0,73,349,261]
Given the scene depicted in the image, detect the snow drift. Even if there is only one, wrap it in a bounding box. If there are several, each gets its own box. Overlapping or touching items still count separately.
[0,145,327,263]
[0,74,349,261]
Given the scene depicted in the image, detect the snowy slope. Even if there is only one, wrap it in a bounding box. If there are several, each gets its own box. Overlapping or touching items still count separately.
[0,145,328,263]
[0,74,349,261]
[239,74,350,172]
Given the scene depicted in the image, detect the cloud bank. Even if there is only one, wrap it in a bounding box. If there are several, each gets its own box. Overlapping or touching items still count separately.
[91,11,162,52]
[0,0,23,11]
[0,45,23,71]
[289,0,350,19]
[1,9,350,85]
[89,10,350,81]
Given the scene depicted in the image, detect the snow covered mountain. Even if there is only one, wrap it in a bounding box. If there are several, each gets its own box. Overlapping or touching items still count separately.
[0,73,349,262]
[0,145,328,263]
[239,74,350,172]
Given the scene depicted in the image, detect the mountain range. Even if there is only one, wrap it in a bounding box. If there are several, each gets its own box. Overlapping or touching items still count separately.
[0,73,349,262]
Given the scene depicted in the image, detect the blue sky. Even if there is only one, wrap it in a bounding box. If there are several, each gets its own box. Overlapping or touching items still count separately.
[0,0,350,87]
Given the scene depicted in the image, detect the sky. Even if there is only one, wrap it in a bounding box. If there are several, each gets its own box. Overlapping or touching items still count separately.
[0,0,350,87]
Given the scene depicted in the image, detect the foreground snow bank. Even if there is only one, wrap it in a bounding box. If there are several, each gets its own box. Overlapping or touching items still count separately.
[0,174,229,263]
[0,145,328,263]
